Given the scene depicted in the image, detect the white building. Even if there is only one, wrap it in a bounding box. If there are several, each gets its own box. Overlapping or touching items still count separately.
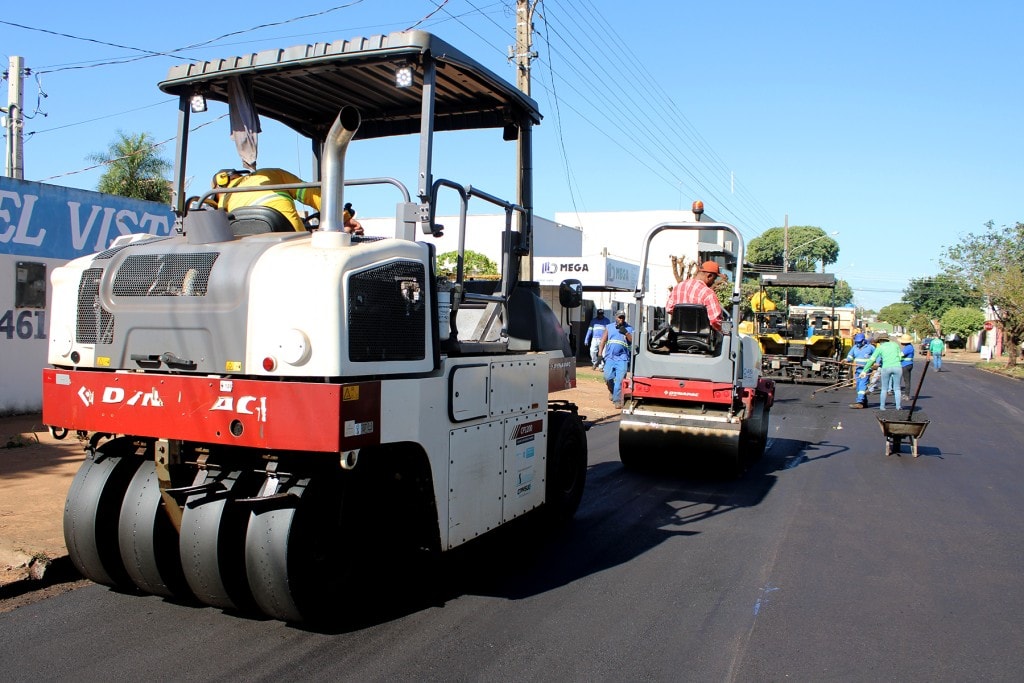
[358,213,583,264]
[554,208,733,312]
[0,178,176,414]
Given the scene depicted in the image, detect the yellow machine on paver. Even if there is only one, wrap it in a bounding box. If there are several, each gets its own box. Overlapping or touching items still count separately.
[753,272,850,384]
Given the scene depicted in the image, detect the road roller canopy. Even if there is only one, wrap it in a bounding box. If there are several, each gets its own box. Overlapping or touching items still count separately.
[759,272,836,288]
[159,30,542,142]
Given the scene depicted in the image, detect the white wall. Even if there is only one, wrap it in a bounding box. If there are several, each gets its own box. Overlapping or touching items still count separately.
[0,177,177,414]
[359,213,583,268]
[0,256,62,414]
[555,209,718,305]
[359,208,729,313]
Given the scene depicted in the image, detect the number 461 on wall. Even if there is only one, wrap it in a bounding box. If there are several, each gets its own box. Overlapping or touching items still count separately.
[0,309,47,340]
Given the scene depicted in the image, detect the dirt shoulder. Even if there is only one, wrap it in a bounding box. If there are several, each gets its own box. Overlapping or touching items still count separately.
[0,415,86,588]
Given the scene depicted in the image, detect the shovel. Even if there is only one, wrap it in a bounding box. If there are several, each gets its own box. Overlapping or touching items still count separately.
[904,359,930,421]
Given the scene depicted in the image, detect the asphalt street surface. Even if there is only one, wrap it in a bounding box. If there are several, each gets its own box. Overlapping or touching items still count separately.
[2,363,1023,681]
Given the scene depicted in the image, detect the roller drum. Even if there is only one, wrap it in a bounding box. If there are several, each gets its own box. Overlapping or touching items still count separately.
[619,404,743,475]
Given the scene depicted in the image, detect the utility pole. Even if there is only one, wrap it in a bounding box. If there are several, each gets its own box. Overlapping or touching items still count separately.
[782,214,789,309]
[783,214,789,273]
[512,0,538,280]
[4,56,26,179]
[514,0,538,96]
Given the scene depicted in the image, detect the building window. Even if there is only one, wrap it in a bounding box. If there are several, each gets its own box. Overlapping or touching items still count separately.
[15,261,47,309]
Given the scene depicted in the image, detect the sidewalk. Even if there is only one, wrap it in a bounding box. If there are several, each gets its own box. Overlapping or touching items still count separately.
[0,369,621,592]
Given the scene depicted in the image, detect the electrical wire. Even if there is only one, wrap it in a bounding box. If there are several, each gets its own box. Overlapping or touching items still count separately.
[15,1,779,242]
[37,114,227,182]
[5,2,369,75]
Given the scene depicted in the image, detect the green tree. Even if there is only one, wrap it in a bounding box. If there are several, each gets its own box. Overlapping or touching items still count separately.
[940,306,985,341]
[747,226,839,273]
[793,280,854,307]
[436,250,499,277]
[878,302,915,329]
[942,220,1024,367]
[902,274,981,319]
[907,313,933,337]
[90,131,171,203]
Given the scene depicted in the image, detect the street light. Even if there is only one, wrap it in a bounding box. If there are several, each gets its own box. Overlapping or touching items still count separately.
[785,230,839,272]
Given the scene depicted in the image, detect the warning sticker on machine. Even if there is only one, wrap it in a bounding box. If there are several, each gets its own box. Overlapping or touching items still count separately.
[344,419,375,437]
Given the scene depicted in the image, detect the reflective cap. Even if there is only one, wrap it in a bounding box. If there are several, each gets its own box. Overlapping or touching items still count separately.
[854,333,865,343]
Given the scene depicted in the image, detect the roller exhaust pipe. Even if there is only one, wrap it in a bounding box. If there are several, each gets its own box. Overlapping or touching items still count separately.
[319,106,361,233]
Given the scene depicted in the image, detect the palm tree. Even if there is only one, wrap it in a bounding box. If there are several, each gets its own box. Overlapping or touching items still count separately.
[90,131,172,203]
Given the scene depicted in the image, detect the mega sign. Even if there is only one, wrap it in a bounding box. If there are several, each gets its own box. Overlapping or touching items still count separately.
[540,260,589,274]
[536,256,641,289]
[0,176,175,260]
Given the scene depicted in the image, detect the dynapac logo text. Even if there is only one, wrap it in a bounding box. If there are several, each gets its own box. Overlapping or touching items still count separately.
[210,396,268,422]
[79,386,165,408]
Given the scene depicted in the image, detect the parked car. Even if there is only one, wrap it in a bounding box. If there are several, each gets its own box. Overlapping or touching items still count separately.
[920,336,933,353]
[945,333,966,349]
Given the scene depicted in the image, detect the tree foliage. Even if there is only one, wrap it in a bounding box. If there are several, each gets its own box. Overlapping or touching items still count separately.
[747,226,839,273]
[90,131,171,203]
[746,282,853,309]
[878,302,915,328]
[906,313,933,337]
[940,306,985,340]
[901,274,981,320]
[942,221,1024,367]
[436,250,499,277]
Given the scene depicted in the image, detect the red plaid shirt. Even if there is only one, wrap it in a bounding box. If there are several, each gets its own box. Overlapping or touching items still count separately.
[666,278,724,331]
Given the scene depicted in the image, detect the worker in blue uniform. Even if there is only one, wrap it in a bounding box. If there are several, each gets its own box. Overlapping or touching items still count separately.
[583,309,612,370]
[599,310,633,409]
[845,332,875,408]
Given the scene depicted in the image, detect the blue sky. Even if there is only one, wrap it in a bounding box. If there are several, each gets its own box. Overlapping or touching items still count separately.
[3,1,1021,310]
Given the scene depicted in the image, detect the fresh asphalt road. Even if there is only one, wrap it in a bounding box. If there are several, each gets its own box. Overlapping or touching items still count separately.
[3,363,1023,681]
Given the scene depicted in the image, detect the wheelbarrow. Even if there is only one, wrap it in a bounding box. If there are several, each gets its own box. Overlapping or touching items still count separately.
[876,411,930,456]
[875,360,931,457]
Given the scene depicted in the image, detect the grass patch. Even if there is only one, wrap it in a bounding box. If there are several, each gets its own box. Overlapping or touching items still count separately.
[976,361,1024,380]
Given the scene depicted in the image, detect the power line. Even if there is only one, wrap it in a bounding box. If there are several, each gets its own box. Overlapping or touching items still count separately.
[37,114,226,182]
[5,2,370,74]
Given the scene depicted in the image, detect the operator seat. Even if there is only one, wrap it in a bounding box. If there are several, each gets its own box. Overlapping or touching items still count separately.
[670,304,716,354]
[228,206,295,235]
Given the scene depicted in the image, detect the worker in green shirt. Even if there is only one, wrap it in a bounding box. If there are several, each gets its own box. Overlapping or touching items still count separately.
[861,332,904,411]
[928,335,945,371]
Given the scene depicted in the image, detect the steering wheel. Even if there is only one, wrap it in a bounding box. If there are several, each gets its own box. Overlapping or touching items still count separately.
[304,212,320,230]
[649,324,673,349]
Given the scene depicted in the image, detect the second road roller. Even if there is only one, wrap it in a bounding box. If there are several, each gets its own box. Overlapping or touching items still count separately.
[617,218,775,476]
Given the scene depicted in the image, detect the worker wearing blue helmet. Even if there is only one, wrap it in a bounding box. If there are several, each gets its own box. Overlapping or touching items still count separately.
[844,332,876,408]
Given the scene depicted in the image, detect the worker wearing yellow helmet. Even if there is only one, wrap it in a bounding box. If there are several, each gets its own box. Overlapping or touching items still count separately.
[212,168,320,231]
